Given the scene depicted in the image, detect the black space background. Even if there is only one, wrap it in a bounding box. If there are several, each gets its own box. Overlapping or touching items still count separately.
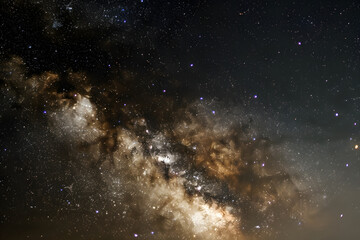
[1,0,360,239]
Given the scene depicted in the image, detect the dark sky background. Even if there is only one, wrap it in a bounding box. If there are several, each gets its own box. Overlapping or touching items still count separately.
[0,0,359,239]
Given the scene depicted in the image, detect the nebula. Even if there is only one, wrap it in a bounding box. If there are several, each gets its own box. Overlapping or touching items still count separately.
[0,56,314,239]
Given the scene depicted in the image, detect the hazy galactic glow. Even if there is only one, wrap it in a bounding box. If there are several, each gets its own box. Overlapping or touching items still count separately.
[2,1,359,239]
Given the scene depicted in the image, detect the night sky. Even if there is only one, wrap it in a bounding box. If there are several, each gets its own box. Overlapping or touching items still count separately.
[0,0,359,239]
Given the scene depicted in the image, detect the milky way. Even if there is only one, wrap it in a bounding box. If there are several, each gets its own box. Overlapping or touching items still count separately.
[1,0,360,240]
[0,56,315,239]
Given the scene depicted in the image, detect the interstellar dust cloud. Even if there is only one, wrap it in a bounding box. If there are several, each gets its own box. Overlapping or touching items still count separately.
[0,56,317,239]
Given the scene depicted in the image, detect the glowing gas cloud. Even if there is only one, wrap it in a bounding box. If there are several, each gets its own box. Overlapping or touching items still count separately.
[1,56,315,239]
